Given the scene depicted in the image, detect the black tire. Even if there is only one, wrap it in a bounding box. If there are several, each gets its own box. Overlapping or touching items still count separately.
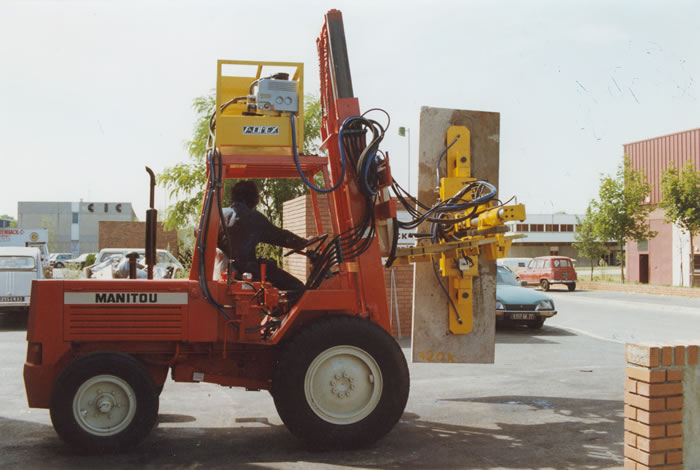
[527,318,545,329]
[540,279,550,291]
[272,315,409,449]
[55,262,64,268]
[567,282,576,292]
[50,351,159,453]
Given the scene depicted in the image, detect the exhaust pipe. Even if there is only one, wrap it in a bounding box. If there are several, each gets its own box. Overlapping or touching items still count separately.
[145,167,157,280]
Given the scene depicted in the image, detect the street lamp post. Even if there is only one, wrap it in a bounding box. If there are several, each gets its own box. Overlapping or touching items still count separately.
[398,126,410,193]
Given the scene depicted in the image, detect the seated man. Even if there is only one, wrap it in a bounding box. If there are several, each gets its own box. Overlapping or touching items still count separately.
[217,180,308,293]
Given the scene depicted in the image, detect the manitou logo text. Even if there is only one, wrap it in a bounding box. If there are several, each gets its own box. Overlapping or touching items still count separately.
[243,126,279,135]
[95,293,158,303]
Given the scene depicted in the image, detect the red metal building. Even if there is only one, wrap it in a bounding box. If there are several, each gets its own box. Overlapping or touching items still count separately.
[624,128,700,286]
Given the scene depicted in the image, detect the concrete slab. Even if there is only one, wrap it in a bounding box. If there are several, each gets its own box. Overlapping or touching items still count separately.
[412,107,500,363]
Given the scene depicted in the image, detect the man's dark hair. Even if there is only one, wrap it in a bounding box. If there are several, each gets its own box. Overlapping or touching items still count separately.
[231,180,260,209]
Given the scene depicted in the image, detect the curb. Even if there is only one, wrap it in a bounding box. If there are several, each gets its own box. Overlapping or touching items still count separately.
[577,281,700,298]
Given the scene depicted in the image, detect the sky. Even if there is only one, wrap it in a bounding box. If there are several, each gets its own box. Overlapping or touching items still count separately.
[1,0,698,222]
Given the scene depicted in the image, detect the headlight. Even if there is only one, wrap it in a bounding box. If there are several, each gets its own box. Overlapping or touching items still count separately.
[536,300,554,310]
[495,301,505,310]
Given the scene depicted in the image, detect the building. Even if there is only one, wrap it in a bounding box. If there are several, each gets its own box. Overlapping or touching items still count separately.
[624,128,700,286]
[98,221,178,257]
[504,213,618,266]
[0,217,13,228]
[18,201,137,256]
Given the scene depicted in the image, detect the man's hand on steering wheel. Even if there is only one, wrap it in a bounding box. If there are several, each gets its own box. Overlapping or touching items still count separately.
[284,234,328,258]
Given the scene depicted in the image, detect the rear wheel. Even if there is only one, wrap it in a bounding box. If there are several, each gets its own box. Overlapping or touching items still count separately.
[55,262,64,268]
[50,351,159,453]
[540,279,550,291]
[272,315,409,449]
[567,282,576,292]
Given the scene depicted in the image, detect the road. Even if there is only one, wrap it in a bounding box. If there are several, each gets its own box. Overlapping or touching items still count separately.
[2,288,697,469]
[545,287,700,344]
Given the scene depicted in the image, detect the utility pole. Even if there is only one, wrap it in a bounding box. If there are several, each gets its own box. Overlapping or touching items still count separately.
[398,126,410,193]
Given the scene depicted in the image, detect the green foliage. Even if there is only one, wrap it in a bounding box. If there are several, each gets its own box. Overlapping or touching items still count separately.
[573,205,608,280]
[84,253,96,267]
[660,160,700,286]
[303,94,323,155]
[0,214,17,228]
[159,92,324,263]
[589,156,657,282]
[660,160,700,237]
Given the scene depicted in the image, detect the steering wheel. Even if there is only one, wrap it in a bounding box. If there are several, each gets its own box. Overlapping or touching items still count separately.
[284,234,328,257]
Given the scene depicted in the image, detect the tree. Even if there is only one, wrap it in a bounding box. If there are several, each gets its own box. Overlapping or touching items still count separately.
[573,204,608,281]
[0,215,17,228]
[660,160,700,287]
[159,93,324,261]
[590,156,656,283]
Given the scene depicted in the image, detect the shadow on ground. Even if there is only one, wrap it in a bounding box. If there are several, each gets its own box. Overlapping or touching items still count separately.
[0,313,27,331]
[495,324,577,345]
[0,394,623,469]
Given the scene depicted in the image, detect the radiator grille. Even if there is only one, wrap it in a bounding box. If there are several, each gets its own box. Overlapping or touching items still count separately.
[64,304,186,341]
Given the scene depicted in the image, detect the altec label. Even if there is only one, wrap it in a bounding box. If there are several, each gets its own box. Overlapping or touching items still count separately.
[64,292,188,305]
[243,126,279,135]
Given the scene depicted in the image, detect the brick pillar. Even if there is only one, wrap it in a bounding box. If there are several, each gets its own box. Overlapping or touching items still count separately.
[624,342,699,469]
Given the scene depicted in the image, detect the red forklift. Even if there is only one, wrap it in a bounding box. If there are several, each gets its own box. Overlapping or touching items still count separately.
[24,10,409,452]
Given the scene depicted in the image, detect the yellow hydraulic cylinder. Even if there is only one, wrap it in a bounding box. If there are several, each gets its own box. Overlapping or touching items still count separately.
[439,125,475,334]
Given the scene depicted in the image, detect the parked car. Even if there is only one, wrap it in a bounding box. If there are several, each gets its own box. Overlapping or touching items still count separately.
[496,265,557,329]
[64,253,96,269]
[497,257,532,274]
[91,248,184,273]
[518,256,578,291]
[50,253,73,268]
[0,246,44,314]
[497,263,520,282]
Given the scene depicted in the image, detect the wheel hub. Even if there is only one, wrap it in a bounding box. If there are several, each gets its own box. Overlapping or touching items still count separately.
[305,346,383,425]
[96,393,116,413]
[73,375,136,436]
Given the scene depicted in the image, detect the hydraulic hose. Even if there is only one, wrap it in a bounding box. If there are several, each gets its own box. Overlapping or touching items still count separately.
[290,114,346,193]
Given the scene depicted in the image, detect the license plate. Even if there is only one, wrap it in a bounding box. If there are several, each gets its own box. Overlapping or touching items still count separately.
[562,272,568,279]
[0,296,24,302]
[510,313,536,320]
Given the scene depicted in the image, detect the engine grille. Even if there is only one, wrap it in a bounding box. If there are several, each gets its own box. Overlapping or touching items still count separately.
[504,304,537,311]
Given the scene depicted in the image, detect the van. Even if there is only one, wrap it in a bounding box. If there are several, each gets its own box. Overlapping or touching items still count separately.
[519,256,578,291]
[0,246,44,313]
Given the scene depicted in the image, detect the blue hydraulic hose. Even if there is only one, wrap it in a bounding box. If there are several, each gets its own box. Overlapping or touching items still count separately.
[290,113,346,193]
[196,149,233,323]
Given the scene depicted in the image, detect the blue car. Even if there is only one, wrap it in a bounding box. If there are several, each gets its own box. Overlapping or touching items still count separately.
[496,266,557,329]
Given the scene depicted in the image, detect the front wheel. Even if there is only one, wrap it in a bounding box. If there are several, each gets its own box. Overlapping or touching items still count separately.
[540,279,550,291]
[527,318,545,329]
[50,351,159,453]
[272,315,409,449]
[567,282,576,292]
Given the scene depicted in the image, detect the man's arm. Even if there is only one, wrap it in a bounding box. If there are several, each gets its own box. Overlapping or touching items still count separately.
[253,211,307,249]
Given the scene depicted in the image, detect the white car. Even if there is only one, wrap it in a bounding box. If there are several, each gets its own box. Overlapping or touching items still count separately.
[93,248,184,272]
[0,246,44,314]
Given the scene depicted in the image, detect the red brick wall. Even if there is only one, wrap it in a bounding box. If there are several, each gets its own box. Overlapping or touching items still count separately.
[98,221,178,257]
[283,194,414,337]
[624,342,699,469]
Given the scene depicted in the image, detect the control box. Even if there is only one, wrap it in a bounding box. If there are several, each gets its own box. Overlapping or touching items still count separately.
[253,78,299,113]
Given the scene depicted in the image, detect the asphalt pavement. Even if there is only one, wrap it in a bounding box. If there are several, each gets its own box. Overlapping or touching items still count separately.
[0,307,626,470]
